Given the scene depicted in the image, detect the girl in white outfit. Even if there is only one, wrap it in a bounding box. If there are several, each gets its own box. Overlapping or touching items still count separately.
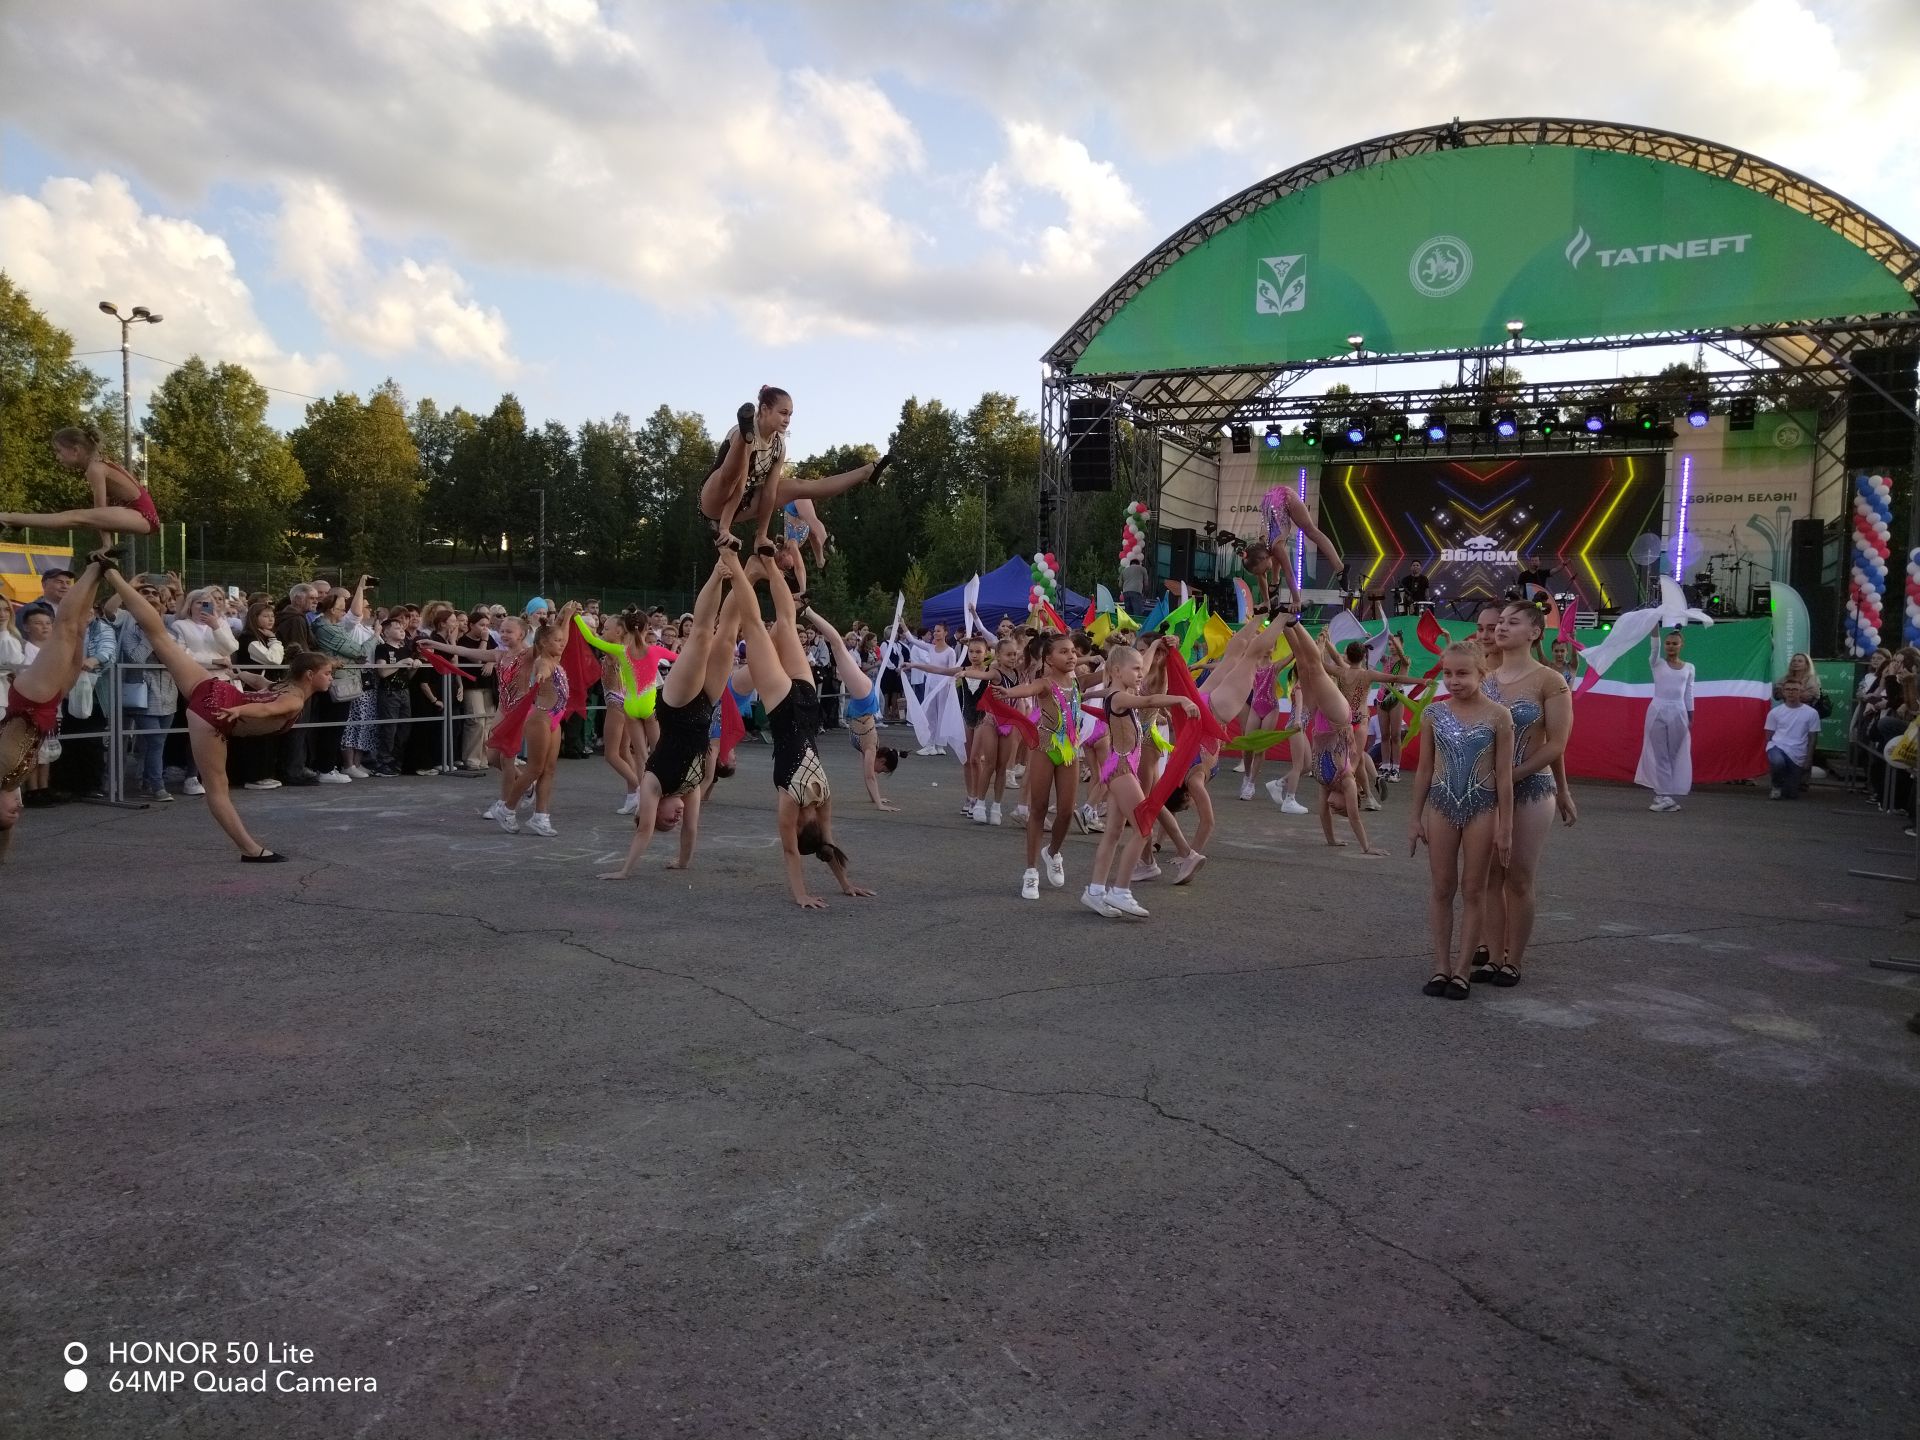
[1635,628,1694,812]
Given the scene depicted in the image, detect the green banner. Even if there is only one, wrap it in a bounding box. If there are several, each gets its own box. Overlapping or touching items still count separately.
[1076,147,1913,374]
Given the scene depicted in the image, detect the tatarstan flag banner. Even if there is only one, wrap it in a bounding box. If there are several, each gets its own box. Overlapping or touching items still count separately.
[1244,615,1770,782]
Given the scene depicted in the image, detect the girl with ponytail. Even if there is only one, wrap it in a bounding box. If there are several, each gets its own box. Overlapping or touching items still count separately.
[698,385,893,559]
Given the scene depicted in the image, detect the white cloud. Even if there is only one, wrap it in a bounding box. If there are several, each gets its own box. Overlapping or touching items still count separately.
[273,180,515,375]
[978,122,1147,279]
[0,173,339,409]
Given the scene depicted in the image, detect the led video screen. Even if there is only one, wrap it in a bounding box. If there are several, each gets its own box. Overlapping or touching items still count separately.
[1317,453,1666,609]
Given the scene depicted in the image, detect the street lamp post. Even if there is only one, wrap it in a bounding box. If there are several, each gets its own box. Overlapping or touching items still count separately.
[98,301,163,467]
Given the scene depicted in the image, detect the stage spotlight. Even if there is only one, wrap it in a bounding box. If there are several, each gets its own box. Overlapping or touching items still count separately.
[1229,425,1251,453]
[1302,421,1321,448]
[1684,395,1711,428]
[1344,417,1367,446]
[1494,409,1519,439]
[1424,413,1448,443]
[1538,408,1560,436]
[1262,424,1283,449]
[1729,394,1756,432]
[1635,405,1660,431]
[1583,404,1609,433]
[1385,413,1408,444]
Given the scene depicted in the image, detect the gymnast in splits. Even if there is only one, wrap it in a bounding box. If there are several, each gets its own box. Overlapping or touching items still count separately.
[600,557,742,879]
[103,563,335,860]
[699,385,891,558]
[2,429,163,542]
[718,546,872,909]
[1279,612,1386,855]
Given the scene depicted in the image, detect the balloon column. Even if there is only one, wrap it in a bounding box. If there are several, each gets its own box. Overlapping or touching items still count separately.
[1029,552,1061,613]
[1907,547,1920,648]
[1847,472,1891,658]
[1118,501,1150,574]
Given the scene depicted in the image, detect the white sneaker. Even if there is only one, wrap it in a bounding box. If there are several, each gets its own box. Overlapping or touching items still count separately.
[495,808,520,833]
[525,812,557,837]
[1072,805,1089,834]
[1239,776,1256,801]
[1080,885,1118,917]
[1768,787,1783,800]
[344,764,372,780]
[1172,851,1206,885]
[617,791,640,816]
[315,770,351,785]
[1131,859,1162,884]
[970,799,988,823]
[1362,795,1381,811]
[1386,765,1402,782]
[183,777,206,796]
[1266,778,1288,805]
[1020,867,1040,900]
[1041,848,1065,889]
[917,746,942,757]
[989,802,1003,826]
[1009,766,1025,787]
[1014,803,1030,824]
[483,800,509,822]
[243,779,280,790]
[1105,888,1150,918]
[1084,804,1105,833]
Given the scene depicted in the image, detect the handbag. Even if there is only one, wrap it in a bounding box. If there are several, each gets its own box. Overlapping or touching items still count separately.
[328,666,364,702]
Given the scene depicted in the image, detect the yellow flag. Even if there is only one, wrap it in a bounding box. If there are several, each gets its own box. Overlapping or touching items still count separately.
[1089,613,1114,647]
[1114,605,1140,633]
[1202,611,1233,662]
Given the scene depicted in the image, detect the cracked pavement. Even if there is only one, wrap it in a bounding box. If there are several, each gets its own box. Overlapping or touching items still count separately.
[4,743,1918,1438]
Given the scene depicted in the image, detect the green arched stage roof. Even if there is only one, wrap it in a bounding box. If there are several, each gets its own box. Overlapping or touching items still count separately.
[1048,119,1920,385]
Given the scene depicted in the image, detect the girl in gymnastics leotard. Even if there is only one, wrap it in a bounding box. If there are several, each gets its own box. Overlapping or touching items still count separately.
[102,564,334,861]
[1080,640,1200,919]
[1475,601,1577,985]
[2,429,162,541]
[601,557,743,879]
[804,603,901,812]
[1408,641,1515,1001]
[0,553,111,858]
[994,632,1084,901]
[1278,613,1386,856]
[717,546,872,910]
[698,385,890,557]
[907,635,996,820]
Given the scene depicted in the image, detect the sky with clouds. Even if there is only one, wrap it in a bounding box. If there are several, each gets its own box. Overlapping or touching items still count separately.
[3,0,1916,449]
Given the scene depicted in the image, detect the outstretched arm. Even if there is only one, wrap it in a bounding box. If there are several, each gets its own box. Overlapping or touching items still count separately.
[801,606,871,697]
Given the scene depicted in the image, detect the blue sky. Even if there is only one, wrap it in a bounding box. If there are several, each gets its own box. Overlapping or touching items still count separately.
[4,1,1916,450]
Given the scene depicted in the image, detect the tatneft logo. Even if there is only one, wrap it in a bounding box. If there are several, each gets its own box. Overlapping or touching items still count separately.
[1565,226,1754,269]
[1255,255,1306,316]
[1409,236,1473,298]
[1440,536,1516,563]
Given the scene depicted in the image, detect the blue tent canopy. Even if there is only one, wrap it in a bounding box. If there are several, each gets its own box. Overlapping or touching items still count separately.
[918,557,1089,633]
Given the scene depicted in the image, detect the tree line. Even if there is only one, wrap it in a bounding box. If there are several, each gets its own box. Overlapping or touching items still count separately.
[2,271,1138,625]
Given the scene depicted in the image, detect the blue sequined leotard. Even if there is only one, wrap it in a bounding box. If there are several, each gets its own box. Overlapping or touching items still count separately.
[1426,703,1499,828]
[1483,675,1558,804]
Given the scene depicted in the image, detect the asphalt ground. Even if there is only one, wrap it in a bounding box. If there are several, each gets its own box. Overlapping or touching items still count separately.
[3,733,1917,1439]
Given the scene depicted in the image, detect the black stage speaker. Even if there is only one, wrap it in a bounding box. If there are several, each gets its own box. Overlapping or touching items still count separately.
[1165,527,1197,583]
[1844,345,1919,469]
[1790,516,1837,653]
[1067,398,1114,491]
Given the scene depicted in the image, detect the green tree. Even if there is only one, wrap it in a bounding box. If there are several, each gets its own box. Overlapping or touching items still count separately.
[632,405,715,594]
[575,413,642,582]
[410,397,478,550]
[447,394,529,572]
[0,272,117,514]
[958,392,1042,568]
[143,356,306,561]
[289,383,423,575]
[524,419,578,592]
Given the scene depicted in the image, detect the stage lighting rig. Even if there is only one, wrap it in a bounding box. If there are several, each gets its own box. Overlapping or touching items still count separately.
[1343,417,1368,446]
[1635,405,1660,431]
[1583,405,1609,433]
[1384,413,1408,444]
[1302,421,1321,448]
[1262,424,1283,449]
[1684,395,1711,428]
[1423,413,1448,443]
[1493,409,1519,439]
[1537,407,1559,436]
[1228,424,1251,453]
